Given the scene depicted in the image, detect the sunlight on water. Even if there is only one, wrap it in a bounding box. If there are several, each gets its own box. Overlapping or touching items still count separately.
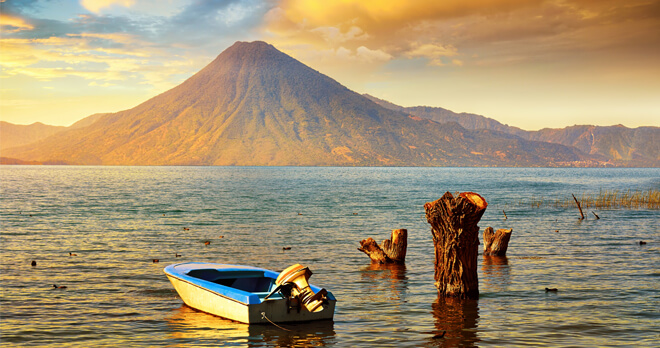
[1,166,658,347]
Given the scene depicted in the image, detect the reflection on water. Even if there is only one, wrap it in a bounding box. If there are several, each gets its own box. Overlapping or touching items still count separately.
[360,263,408,302]
[481,256,511,292]
[427,297,480,348]
[249,320,336,348]
[167,305,247,343]
[167,305,336,347]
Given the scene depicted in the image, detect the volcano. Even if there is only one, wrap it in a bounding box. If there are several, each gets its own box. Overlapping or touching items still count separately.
[3,41,589,166]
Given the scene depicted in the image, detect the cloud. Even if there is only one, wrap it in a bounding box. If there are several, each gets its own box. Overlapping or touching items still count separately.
[261,0,544,69]
[263,0,541,44]
[269,0,540,30]
[262,0,660,70]
[89,81,116,87]
[0,39,40,67]
[275,44,391,66]
[356,46,392,62]
[0,0,282,127]
[80,0,136,14]
[311,26,369,44]
[166,0,271,41]
[0,0,275,91]
[405,43,459,66]
[0,13,34,32]
[332,46,392,63]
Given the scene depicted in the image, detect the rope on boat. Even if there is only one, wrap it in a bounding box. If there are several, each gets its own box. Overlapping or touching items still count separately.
[261,312,292,332]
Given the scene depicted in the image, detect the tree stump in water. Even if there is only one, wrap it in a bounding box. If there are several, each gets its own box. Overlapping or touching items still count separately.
[358,229,407,264]
[425,192,487,299]
[483,227,512,256]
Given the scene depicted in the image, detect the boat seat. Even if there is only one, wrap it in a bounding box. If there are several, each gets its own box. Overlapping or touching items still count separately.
[186,269,275,292]
[213,278,235,287]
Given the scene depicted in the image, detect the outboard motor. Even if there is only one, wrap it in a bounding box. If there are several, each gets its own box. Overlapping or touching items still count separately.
[274,264,328,312]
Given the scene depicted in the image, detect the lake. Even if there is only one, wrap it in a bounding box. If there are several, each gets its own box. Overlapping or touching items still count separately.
[1,166,658,347]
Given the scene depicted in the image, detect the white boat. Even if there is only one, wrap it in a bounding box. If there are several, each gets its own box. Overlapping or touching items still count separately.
[164,262,336,324]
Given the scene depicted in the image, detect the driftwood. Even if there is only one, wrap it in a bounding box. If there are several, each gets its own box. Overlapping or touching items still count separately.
[425,192,487,299]
[358,229,407,264]
[483,227,512,256]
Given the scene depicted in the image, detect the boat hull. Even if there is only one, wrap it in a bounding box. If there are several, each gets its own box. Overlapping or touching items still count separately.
[164,262,336,324]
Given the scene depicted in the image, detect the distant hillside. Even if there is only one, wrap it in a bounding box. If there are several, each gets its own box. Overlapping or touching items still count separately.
[68,113,112,129]
[0,122,66,151]
[527,125,659,165]
[368,95,659,166]
[0,113,110,152]
[3,41,601,167]
[0,157,70,165]
[364,94,528,137]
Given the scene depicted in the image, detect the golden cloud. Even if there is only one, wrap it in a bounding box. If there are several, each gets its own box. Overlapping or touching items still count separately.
[311,26,369,44]
[0,40,40,67]
[0,33,180,90]
[80,0,136,13]
[264,0,660,70]
[405,43,459,66]
[0,13,34,32]
[265,0,539,43]
[270,0,537,29]
[263,0,542,68]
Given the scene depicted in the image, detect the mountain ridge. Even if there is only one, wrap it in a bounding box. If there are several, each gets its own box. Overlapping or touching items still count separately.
[363,94,528,137]
[0,121,66,150]
[365,95,658,165]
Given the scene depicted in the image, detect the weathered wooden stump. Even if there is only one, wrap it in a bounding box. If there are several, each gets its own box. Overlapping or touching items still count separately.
[483,227,512,256]
[358,229,407,264]
[425,192,487,299]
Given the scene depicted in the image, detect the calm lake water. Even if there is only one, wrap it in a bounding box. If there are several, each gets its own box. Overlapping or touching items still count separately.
[1,166,658,347]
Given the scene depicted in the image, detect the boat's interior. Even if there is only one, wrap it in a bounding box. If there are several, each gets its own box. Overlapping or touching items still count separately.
[187,269,278,295]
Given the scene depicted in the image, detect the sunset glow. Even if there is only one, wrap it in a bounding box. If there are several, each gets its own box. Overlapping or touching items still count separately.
[1,0,658,129]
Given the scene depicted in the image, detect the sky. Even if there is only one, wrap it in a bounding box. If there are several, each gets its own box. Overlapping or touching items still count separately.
[1,0,659,130]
